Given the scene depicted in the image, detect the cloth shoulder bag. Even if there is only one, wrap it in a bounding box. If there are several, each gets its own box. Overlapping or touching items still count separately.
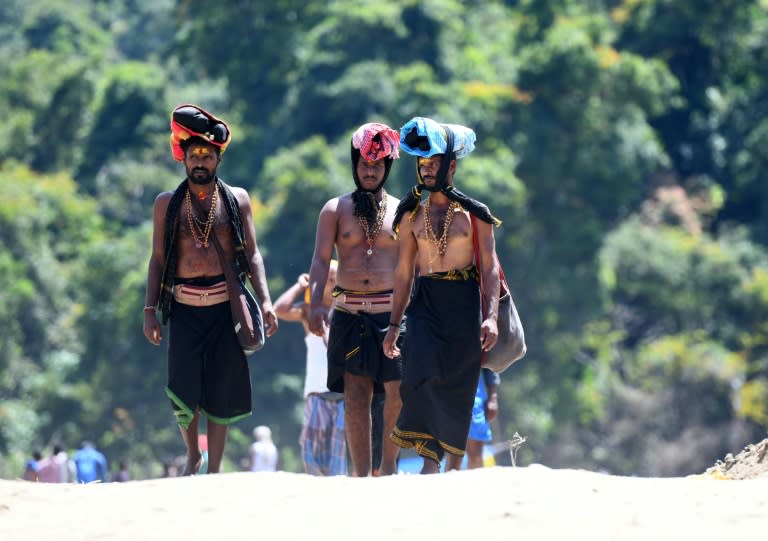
[471,215,526,373]
[191,194,265,356]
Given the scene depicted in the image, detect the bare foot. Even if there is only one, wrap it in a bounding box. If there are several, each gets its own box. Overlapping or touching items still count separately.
[378,461,398,476]
[421,459,440,475]
[181,454,204,476]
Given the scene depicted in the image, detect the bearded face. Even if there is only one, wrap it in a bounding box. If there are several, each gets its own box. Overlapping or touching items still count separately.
[183,143,219,185]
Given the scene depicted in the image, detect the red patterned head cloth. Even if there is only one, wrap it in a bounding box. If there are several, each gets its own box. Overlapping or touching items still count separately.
[169,104,231,162]
[351,122,400,161]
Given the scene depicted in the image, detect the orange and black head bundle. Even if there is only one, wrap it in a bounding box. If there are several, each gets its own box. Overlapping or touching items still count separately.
[170,104,231,161]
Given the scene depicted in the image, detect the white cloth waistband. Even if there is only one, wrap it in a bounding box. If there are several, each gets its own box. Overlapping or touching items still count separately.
[173,281,228,306]
[333,291,393,314]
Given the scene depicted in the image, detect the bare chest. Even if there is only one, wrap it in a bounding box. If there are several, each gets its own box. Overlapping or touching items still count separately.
[335,198,399,290]
[176,203,235,278]
[413,205,474,273]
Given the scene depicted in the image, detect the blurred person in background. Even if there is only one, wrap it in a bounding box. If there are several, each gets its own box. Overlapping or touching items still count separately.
[275,262,348,476]
[22,451,42,481]
[74,441,108,483]
[249,425,278,472]
[37,444,70,483]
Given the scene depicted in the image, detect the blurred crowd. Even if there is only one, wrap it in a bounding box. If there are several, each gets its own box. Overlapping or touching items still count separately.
[20,426,280,483]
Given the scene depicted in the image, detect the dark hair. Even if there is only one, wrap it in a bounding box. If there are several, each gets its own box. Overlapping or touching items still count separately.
[350,143,394,222]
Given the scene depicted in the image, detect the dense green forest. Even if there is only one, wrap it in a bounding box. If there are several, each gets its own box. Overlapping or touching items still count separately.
[2,0,768,479]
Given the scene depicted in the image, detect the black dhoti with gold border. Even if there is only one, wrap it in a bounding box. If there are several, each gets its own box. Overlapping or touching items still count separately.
[390,266,482,464]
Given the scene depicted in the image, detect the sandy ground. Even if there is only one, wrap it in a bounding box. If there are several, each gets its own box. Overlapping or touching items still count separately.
[1,463,767,541]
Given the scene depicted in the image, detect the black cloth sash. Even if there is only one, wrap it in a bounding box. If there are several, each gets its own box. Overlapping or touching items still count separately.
[327,309,403,394]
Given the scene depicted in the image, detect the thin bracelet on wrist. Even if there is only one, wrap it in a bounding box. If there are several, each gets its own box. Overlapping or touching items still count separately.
[143,305,157,312]
[389,322,400,328]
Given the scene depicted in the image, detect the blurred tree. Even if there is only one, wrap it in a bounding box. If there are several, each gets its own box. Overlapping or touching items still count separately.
[0,164,103,473]
[75,62,166,192]
[617,1,768,243]
[30,67,95,172]
[560,204,768,474]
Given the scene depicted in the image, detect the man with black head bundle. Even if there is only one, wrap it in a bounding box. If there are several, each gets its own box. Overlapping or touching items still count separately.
[308,122,403,476]
[383,117,502,474]
[143,104,278,475]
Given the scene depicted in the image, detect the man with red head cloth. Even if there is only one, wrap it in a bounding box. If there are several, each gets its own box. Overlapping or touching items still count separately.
[143,104,278,475]
[308,122,403,476]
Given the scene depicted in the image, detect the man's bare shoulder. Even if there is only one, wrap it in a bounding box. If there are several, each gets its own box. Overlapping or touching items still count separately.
[153,190,176,212]
[405,200,426,219]
[220,184,250,203]
[398,202,423,234]
[155,189,176,202]
[321,192,354,213]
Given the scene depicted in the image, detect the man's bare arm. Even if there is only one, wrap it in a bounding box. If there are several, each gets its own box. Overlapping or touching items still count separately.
[476,218,500,351]
[143,193,170,345]
[274,274,310,324]
[308,199,338,335]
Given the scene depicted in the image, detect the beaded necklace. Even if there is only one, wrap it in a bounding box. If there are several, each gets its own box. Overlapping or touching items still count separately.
[185,185,219,248]
[358,193,388,256]
[424,198,460,257]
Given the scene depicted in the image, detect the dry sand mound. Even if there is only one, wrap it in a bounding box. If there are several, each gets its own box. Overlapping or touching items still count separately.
[2,464,768,541]
[704,437,768,480]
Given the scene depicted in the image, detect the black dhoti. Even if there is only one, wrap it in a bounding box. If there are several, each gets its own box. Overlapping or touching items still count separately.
[327,309,403,394]
[391,269,482,464]
[166,298,252,429]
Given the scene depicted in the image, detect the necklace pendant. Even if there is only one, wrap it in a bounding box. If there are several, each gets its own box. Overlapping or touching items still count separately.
[366,248,373,256]
[195,241,202,249]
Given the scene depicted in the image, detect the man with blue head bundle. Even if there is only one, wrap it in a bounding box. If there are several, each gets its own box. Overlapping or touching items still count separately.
[383,116,502,473]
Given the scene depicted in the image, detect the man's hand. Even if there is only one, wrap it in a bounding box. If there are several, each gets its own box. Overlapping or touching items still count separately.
[143,312,162,345]
[297,273,310,289]
[383,327,401,359]
[480,317,498,352]
[308,304,329,336]
[262,304,279,337]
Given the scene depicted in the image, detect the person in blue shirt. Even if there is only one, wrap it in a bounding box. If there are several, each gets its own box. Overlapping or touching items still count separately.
[73,441,108,483]
[22,451,42,481]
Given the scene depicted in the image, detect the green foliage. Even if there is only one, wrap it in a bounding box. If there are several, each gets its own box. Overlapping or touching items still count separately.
[0,164,103,467]
[76,62,167,189]
[2,0,768,478]
[261,135,350,270]
[22,3,111,55]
